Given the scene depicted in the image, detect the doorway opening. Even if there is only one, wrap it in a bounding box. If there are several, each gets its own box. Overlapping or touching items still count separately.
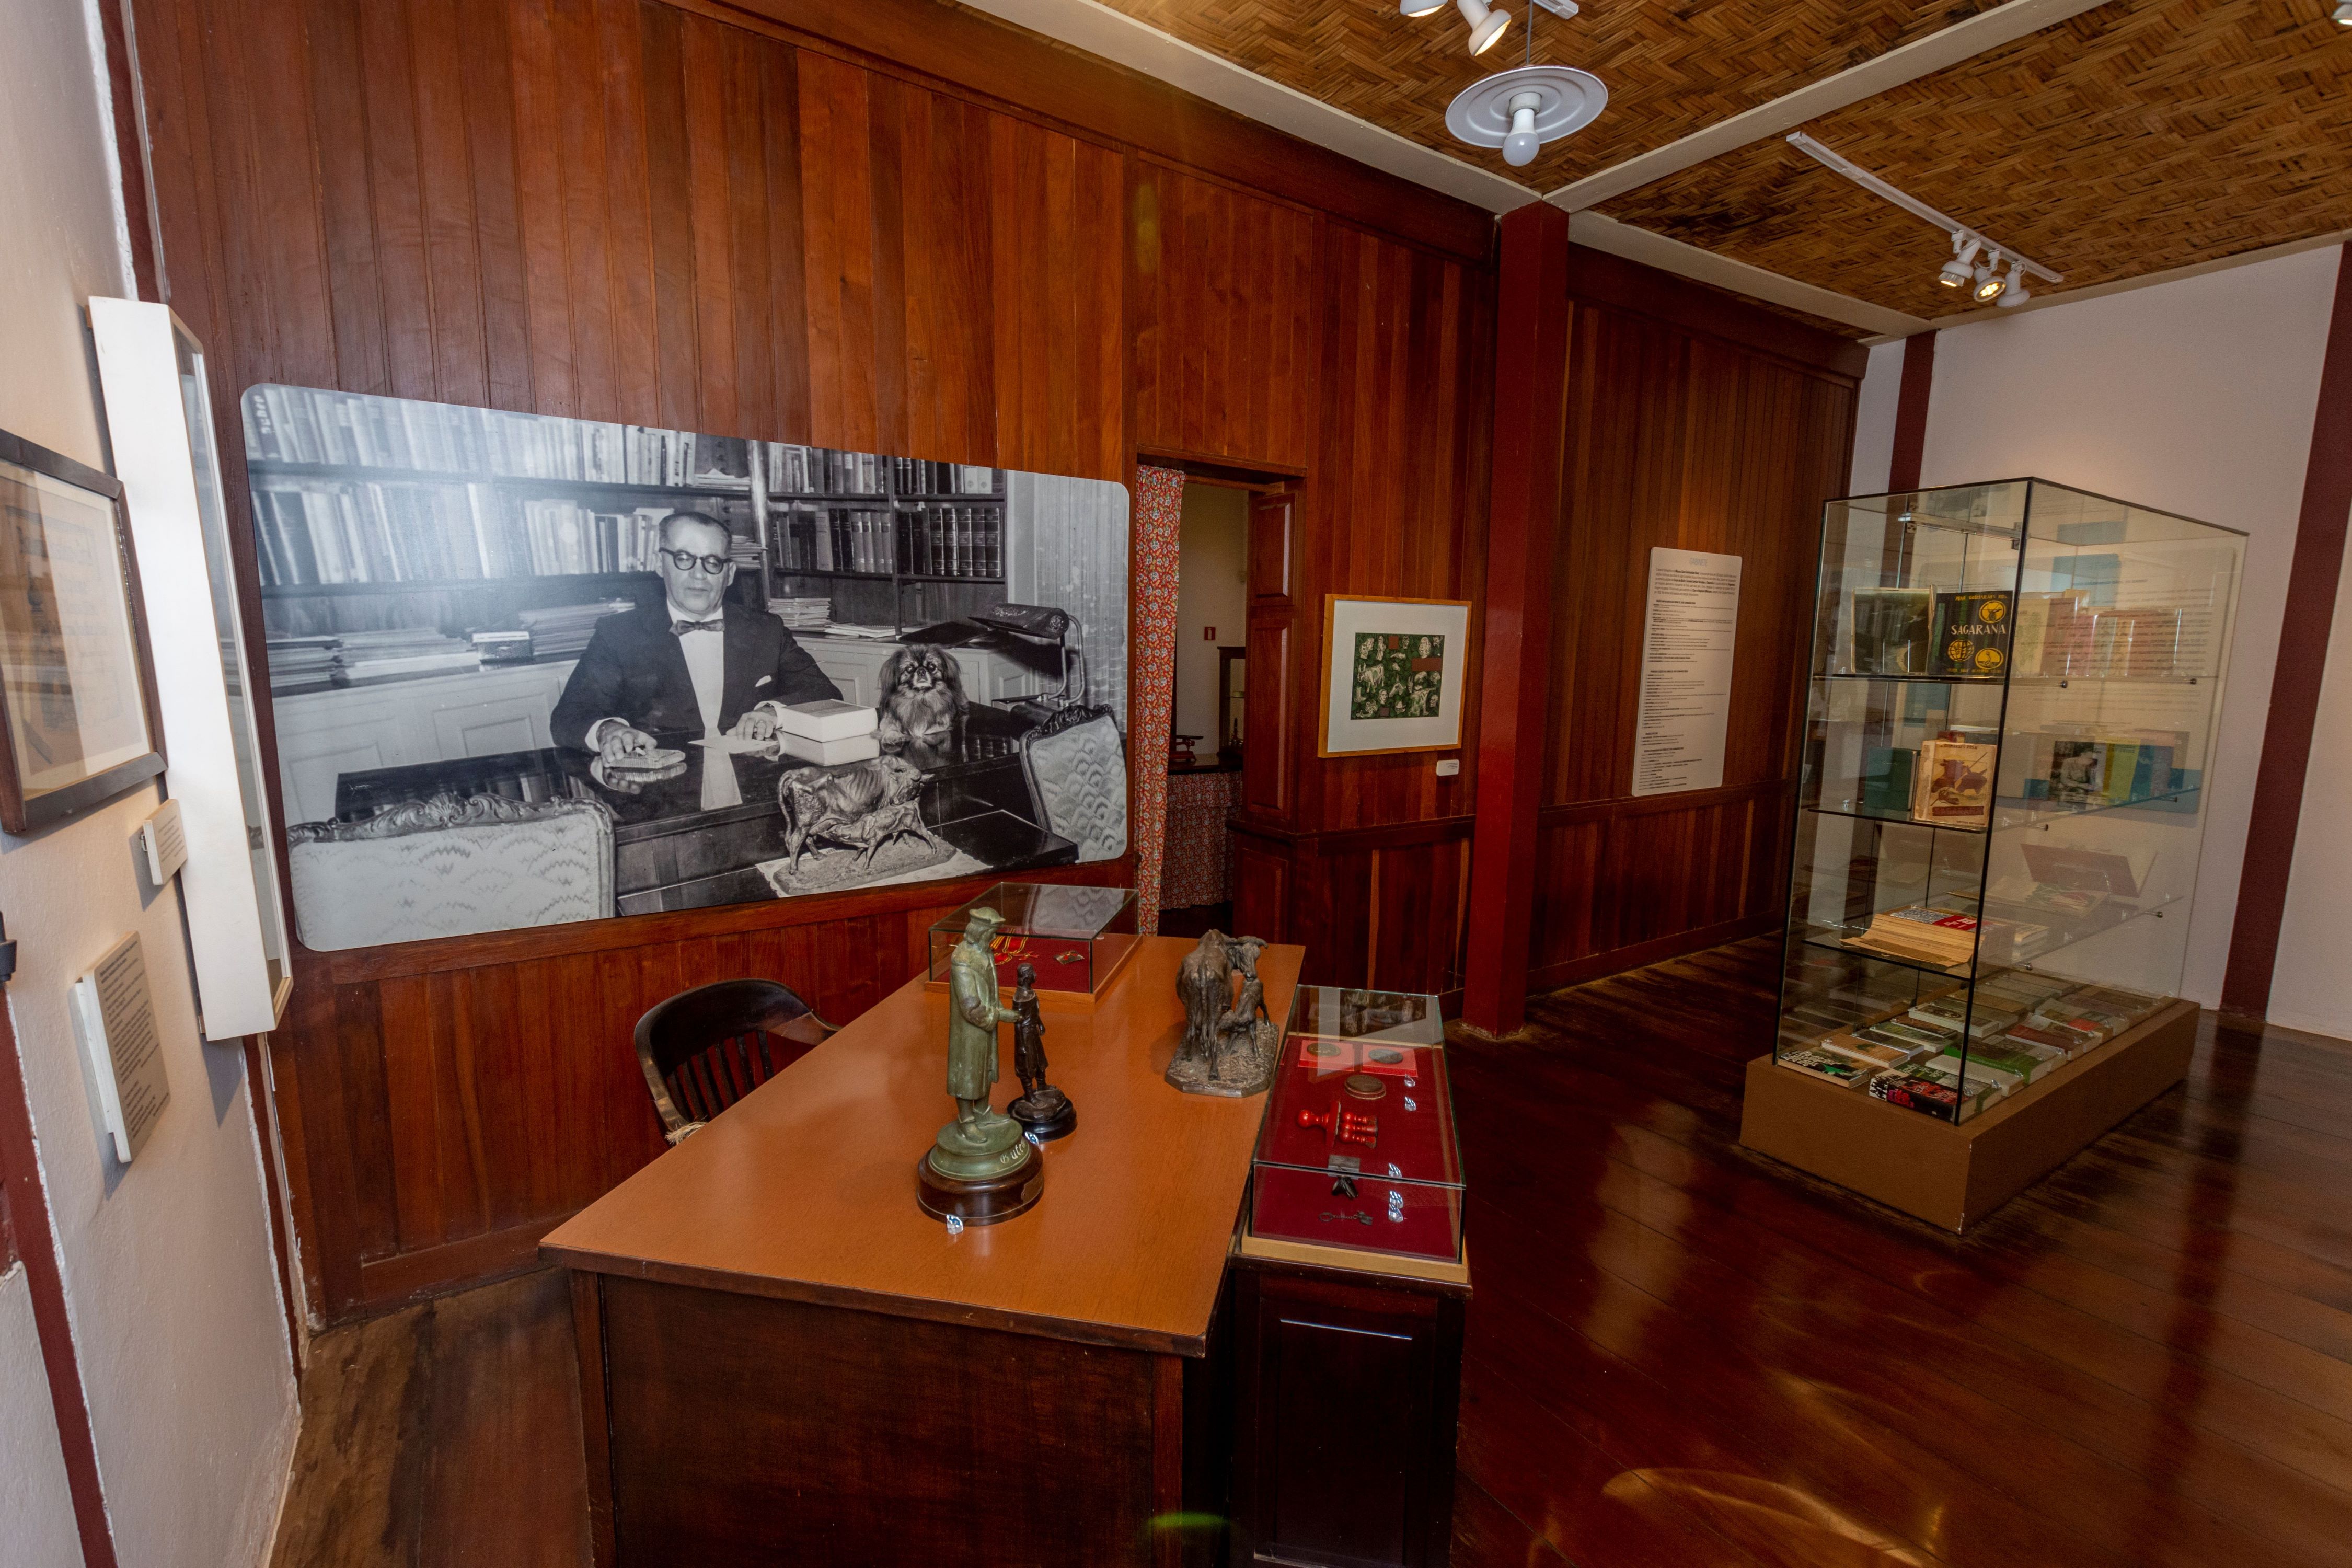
[1161,479,1248,936]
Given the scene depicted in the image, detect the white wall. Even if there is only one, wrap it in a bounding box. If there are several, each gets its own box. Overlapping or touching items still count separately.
[1848,340,1906,498]
[1173,484,1248,747]
[1,1265,83,1568]
[1887,247,2342,1017]
[0,2,298,1564]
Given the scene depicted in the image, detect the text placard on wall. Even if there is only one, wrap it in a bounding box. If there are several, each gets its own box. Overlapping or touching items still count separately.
[1631,547,1742,798]
[70,931,170,1163]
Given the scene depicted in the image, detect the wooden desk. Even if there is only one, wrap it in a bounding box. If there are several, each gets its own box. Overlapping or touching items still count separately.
[543,937,1302,1566]
[330,700,1077,914]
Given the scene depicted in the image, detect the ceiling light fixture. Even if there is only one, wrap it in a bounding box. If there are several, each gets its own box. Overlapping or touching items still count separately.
[1971,252,2008,304]
[1448,67,1607,166]
[1443,0,1602,167]
[1996,260,2032,308]
[1457,0,1512,56]
[1938,235,1981,290]
[2337,0,2352,24]
[1787,133,2063,309]
[1398,0,1448,17]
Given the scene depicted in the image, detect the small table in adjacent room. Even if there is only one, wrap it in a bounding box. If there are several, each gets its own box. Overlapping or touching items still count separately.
[541,936,1305,1567]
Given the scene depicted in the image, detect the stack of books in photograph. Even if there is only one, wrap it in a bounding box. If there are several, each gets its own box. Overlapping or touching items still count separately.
[768,596,831,630]
[778,700,879,766]
[264,630,481,690]
[245,386,748,488]
[264,637,339,693]
[1777,974,2169,1121]
[514,599,634,660]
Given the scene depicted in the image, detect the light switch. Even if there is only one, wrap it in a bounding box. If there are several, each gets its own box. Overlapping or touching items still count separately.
[1203,626,1216,640]
[1435,758,1460,777]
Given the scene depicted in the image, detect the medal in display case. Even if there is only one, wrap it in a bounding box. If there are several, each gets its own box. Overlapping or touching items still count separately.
[1742,478,2244,1230]
[923,882,1139,1004]
[1226,987,1469,1568]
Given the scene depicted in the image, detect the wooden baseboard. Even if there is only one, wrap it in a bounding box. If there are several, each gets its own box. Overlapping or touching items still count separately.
[353,1215,572,1315]
[1528,912,1780,995]
[1739,1000,2198,1231]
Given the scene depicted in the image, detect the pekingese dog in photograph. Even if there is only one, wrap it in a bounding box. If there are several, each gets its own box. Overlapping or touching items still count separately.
[877,646,966,747]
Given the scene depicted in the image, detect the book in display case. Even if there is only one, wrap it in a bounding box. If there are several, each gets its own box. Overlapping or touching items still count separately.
[1740,478,2244,1230]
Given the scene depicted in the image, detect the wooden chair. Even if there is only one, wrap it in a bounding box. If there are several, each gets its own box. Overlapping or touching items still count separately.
[634,979,836,1145]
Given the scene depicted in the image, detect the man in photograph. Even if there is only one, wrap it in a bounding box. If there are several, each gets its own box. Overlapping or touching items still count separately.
[552,510,840,766]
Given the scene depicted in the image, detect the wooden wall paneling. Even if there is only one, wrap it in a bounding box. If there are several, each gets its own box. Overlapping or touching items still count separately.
[1520,249,1857,998]
[706,0,1495,265]
[1129,163,1319,470]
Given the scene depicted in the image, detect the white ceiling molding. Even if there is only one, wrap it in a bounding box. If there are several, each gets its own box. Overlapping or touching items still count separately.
[1571,211,1930,338]
[1544,0,2116,212]
[954,0,1539,212]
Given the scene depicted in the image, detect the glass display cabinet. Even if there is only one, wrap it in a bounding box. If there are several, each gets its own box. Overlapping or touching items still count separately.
[1247,986,1463,1267]
[1743,479,2243,1229]
[925,882,1139,997]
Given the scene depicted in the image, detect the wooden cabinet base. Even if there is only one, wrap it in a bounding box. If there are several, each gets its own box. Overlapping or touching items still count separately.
[575,1274,1210,1566]
[1739,999,2198,1230]
[1227,1255,1467,1568]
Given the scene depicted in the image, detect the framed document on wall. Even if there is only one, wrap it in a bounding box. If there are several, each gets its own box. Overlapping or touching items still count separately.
[1317,594,1472,757]
[0,429,165,834]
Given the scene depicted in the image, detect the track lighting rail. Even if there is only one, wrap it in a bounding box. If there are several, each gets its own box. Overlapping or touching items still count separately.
[1786,133,2062,289]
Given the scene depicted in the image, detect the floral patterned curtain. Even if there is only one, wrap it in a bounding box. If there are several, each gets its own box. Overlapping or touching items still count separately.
[1129,466,1185,933]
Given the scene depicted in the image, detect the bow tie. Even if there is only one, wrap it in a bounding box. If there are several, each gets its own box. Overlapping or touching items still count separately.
[670,618,723,637]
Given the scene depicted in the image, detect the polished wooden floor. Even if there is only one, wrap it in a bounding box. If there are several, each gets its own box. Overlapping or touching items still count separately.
[271,936,2352,1566]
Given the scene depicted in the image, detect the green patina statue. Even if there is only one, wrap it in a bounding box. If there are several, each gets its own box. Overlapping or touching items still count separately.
[928,906,1030,1183]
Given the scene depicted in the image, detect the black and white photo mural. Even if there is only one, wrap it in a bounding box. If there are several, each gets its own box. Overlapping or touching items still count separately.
[244,385,1129,951]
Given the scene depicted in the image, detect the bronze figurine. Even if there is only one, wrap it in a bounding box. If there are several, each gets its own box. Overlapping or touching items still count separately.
[915,907,1043,1224]
[1007,962,1076,1141]
[1167,930,1279,1097]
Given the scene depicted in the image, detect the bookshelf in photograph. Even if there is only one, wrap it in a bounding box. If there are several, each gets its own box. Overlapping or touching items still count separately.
[245,387,759,595]
[1743,478,2244,1232]
[759,445,1008,631]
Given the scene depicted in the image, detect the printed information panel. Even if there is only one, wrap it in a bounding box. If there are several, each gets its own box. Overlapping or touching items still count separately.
[1632,547,1742,798]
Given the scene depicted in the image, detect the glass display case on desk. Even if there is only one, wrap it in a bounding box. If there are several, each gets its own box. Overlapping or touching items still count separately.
[1743,478,2243,1231]
[925,882,1139,1006]
[1243,986,1467,1281]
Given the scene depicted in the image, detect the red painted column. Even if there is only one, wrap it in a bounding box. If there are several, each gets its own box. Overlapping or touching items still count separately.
[1462,203,1573,1034]
[1888,331,1936,492]
[2222,244,2352,1019]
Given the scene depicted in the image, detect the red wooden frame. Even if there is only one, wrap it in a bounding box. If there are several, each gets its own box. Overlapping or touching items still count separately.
[0,998,122,1567]
[1462,203,1574,1034]
[2222,244,2352,1019]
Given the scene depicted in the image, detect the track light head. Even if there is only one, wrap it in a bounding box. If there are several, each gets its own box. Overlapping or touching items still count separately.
[2337,0,2352,25]
[1996,261,2032,308]
[1938,235,1981,290]
[1972,253,2009,304]
[1457,0,1512,54]
[1400,0,1448,16]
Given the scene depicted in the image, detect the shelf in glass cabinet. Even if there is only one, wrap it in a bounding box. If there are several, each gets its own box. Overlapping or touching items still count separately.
[1791,892,2189,982]
[1798,786,2203,836]
[1812,671,2216,687]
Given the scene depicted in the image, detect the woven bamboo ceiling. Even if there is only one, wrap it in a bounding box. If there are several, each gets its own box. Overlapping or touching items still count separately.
[1045,0,2352,335]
